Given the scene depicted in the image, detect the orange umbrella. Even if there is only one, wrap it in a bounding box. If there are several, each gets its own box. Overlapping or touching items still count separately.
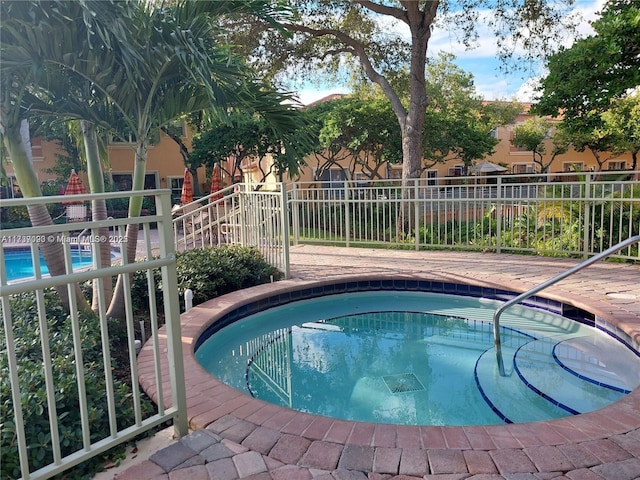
[63,169,86,204]
[180,168,193,204]
[209,163,223,203]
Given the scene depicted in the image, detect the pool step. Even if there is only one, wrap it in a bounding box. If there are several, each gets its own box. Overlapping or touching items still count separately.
[475,335,631,424]
[514,337,627,415]
[474,347,569,424]
[553,336,640,392]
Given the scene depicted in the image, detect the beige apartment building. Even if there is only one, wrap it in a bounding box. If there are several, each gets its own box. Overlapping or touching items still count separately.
[2,103,636,201]
[297,102,636,184]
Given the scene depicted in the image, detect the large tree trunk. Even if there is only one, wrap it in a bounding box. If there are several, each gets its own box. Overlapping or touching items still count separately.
[82,120,113,311]
[397,4,436,233]
[3,120,89,313]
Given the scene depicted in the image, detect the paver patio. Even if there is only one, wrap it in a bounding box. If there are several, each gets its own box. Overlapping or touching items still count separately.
[116,245,640,479]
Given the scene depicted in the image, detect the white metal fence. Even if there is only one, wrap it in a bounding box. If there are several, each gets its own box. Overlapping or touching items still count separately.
[289,171,640,260]
[0,190,187,480]
[173,183,290,277]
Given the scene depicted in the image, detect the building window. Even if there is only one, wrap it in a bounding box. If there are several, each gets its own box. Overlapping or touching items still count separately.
[426,170,438,185]
[164,120,186,138]
[353,171,368,182]
[314,168,347,199]
[169,176,184,205]
[111,173,158,191]
[389,166,402,179]
[512,163,536,174]
[608,161,626,170]
[324,168,346,184]
[1,175,19,199]
[563,162,583,172]
[448,165,464,176]
[489,128,498,139]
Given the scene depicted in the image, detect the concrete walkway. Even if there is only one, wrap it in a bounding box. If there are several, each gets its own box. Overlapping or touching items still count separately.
[113,246,640,480]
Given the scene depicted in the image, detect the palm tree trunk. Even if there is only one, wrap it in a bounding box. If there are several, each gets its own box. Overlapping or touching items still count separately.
[3,120,89,313]
[82,120,112,310]
[106,141,146,319]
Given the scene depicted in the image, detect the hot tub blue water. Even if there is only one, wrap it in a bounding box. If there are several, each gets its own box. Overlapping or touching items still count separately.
[196,290,640,426]
[3,248,95,282]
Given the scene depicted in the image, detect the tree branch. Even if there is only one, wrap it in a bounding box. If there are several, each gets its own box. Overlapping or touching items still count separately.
[354,0,407,23]
[321,47,355,60]
[161,126,191,166]
[282,22,407,123]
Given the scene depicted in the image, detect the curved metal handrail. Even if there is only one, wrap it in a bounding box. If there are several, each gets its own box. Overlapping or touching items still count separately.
[493,234,640,376]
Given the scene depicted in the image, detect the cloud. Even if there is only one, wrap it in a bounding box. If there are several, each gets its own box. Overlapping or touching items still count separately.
[296,86,351,105]
[289,0,605,103]
[430,0,603,100]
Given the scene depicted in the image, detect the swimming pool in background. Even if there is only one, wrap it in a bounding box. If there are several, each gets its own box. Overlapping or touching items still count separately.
[196,290,640,426]
[2,247,95,282]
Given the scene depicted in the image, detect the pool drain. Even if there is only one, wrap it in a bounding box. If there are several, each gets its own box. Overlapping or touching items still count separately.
[383,373,425,394]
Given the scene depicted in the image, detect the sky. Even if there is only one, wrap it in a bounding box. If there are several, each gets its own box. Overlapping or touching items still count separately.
[294,0,606,105]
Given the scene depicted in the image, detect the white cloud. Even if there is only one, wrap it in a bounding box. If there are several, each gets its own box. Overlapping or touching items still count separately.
[513,77,542,103]
[289,0,605,104]
[296,86,351,105]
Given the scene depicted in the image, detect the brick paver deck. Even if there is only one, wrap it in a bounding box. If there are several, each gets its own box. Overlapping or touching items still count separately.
[118,246,640,479]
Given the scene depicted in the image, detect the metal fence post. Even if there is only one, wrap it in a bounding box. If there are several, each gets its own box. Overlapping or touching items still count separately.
[344,180,351,248]
[414,179,420,250]
[496,176,502,254]
[280,183,291,279]
[291,183,300,246]
[156,192,189,438]
[583,173,592,259]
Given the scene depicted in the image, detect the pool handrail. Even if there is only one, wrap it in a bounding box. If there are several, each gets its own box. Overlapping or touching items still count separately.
[493,234,640,376]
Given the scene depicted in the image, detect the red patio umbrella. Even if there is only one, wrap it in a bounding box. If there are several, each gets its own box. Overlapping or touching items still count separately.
[209,163,223,203]
[63,169,87,204]
[180,168,193,205]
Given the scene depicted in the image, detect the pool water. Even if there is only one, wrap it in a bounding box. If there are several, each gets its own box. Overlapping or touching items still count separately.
[196,291,640,426]
[3,249,95,282]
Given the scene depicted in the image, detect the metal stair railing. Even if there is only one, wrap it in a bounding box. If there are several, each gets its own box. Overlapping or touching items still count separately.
[493,234,640,376]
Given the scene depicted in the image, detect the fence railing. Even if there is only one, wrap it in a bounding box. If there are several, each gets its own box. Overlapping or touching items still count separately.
[0,190,187,480]
[288,171,640,260]
[173,183,290,277]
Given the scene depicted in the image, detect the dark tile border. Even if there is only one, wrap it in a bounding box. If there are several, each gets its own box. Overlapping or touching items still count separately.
[194,279,606,353]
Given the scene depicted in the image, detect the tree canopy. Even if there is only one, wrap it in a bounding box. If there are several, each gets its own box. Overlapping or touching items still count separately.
[511,117,570,173]
[190,110,313,185]
[533,0,640,169]
[422,53,521,169]
[318,95,402,180]
[222,0,582,183]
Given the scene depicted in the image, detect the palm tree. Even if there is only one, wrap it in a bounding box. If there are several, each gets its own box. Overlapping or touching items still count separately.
[2,0,309,317]
[98,1,309,318]
[0,0,136,311]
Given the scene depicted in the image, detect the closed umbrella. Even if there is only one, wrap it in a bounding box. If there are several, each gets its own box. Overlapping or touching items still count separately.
[63,169,87,221]
[63,169,86,203]
[209,163,223,203]
[180,168,193,205]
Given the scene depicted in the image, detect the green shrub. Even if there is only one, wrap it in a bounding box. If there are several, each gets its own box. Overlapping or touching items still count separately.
[0,290,153,479]
[130,245,283,314]
[175,245,283,306]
